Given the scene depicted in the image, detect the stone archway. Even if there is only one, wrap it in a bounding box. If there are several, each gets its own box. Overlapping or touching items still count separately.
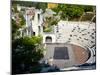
[45,36,52,43]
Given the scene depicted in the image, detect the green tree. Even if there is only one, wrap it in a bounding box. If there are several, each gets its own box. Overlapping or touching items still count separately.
[12,36,44,74]
[12,19,20,40]
[82,6,94,12]
[12,0,47,11]
[12,9,25,40]
[19,13,26,26]
[52,4,94,20]
[43,16,59,32]
[12,4,19,13]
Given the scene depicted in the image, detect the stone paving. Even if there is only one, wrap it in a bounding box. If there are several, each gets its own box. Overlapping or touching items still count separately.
[44,43,76,69]
[43,43,90,69]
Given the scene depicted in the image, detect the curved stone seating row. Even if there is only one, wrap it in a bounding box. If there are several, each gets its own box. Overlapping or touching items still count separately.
[85,46,96,64]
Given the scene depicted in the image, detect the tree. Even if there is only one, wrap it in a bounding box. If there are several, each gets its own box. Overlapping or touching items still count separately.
[12,0,47,11]
[12,1,45,74]
[12,4,19,13]
[19,13,26,26]
[12,19,20,40]
[43,15,60,32]
[82,6,94,12]
[12,7,25,40]
[52,4,95,20]
[12,36,44,74]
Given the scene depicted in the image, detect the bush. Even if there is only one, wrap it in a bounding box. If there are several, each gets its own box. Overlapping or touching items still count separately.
[43,27,52,32]
[12,36,44,74]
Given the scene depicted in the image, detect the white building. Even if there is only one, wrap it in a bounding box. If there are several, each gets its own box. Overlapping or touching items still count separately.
[19,7,44,37]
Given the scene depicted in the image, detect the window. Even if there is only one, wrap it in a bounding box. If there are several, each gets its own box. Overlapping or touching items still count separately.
[38,14,40,21]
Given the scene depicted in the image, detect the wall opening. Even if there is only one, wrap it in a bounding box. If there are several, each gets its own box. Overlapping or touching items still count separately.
[33,32,35,36]
[45,36,52,43]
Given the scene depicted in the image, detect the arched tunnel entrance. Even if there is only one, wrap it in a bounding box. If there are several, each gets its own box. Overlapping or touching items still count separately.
[45,36,52,43]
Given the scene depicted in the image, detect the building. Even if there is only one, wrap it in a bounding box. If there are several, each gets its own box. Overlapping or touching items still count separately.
[19,7,44,37]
